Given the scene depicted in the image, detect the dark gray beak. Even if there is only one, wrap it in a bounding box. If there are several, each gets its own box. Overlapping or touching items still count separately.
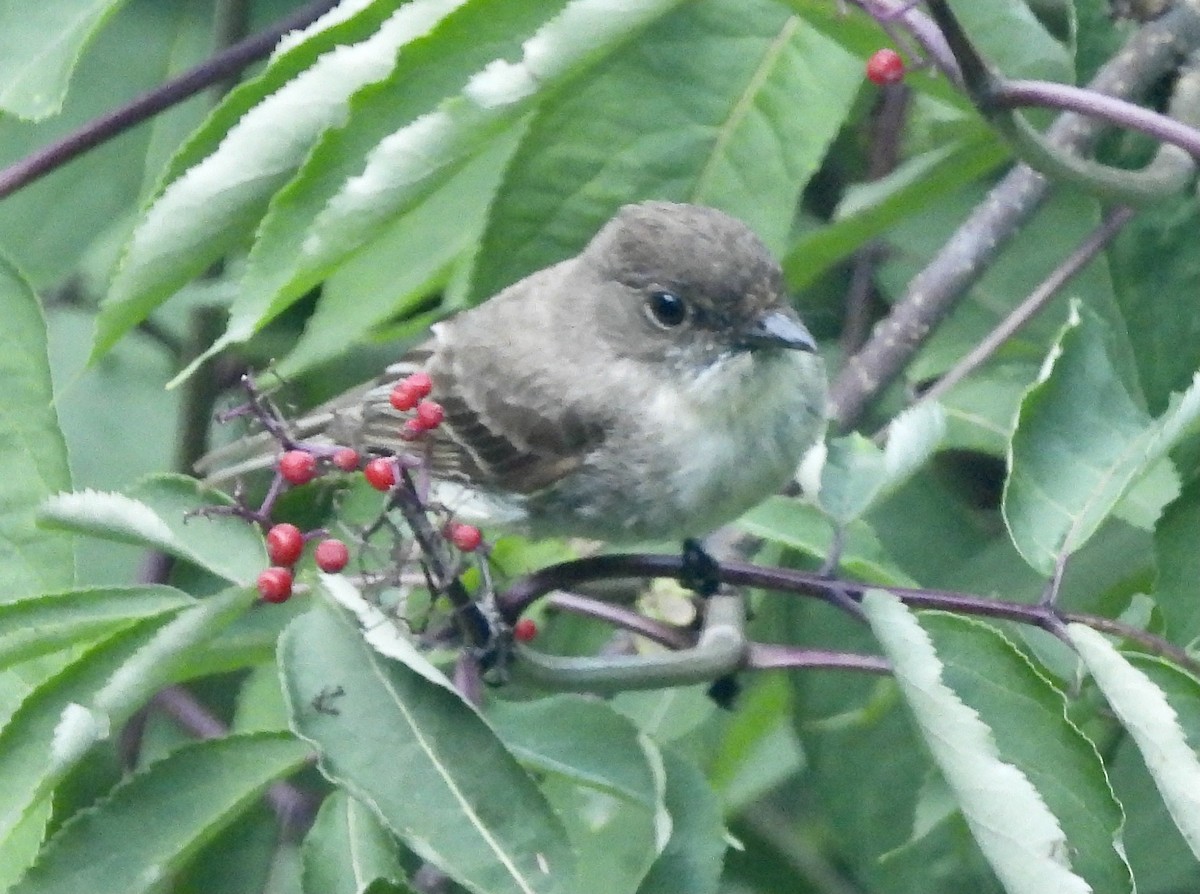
[741,309,818,352]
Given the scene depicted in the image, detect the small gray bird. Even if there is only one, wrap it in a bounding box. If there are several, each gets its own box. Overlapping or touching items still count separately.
[199,201,827,542]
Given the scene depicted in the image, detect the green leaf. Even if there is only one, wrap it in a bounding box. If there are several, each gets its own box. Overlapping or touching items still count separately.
[11,733,311,894]
[1155,479,1200,646]
[637,751,726,894]
[95,0,468,361]
[471,0,860,303]
[863,592,1131,894]
[39,474,265,586]
[177,0,690,384]
[945,0,1073,82]
[1003,301,1200,576]
[1069,625,1200,862]
[804,401,945,527]
[487,694,661,809]
[0,616,173,848]
[0,584,193,671]
[1,255,73,599]
[0,0,129,120]
[783,135,1009,292]
[274,125,521,379]
[301,790,406,894]
[280,595,576,894]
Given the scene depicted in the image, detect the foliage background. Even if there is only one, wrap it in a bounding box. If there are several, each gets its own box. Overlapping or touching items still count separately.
[4,0,1200,893]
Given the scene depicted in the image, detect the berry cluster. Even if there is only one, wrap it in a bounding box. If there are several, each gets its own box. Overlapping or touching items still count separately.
[257,522,351,603]
[222,371,486,606]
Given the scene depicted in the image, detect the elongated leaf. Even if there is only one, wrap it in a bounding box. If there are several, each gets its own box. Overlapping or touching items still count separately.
[0,584,193,671]
[0,0,128,119]
[1069,624,1200,860]
[0,617,173,848]
[39,474,265,585]
[95,0,468,361]
[1003,302,1200,575]
[280,596,575,894]
[11,733,311,894]
[862,592,1130,894]
[1,255,73,599]
[301,790,406,894]
[1153,479,1200,646]
[470,0,860,304]
[487,695,660,809]
[175,0,689,384]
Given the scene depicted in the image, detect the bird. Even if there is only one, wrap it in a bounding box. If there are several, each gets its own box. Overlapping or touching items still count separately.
[197,201,827,544]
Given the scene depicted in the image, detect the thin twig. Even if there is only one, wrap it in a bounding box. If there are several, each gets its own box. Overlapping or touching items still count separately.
[0,0,338,201]
[918,205,1135,403]
[830,3,1200,430]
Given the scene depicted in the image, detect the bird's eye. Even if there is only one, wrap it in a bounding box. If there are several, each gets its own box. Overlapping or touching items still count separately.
[646,290,688,328]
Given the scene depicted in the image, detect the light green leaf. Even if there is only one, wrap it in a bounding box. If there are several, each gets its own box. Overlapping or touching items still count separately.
[805,401,944,527]
[1069,624,1200,861]
[637,751,726,894]
[471,0,860,303]
[487,695,661,809]
[1003,301,1200,575]
[946,0,1073,82]
[0,584,193,671]
[280,597,576,894]
[863,592,1129,894]
[10,733,311,894]
[178,0,688,384]
[39,474,265,585]
[95,0,467,361]
[0,617,174,849]
[0,0,128,119]
[1,254,73,599]
[301,790,406,894]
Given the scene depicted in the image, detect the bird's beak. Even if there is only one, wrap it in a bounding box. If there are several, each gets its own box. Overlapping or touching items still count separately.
[740,309,818,352]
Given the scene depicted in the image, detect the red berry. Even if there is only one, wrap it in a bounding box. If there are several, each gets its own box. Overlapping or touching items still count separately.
[390,382,420,411]
[257,567,294,603]
[513,618,538,642]
[415,400,445,430]
[266,523,305,566]
[315,538,350,573]
[405,372,433,399]
[332,447,360,471]
[866,48,905,85]
[400,418,427,441]
[363,457,397,491]
[447,522,482,552]
[278,450,318,485]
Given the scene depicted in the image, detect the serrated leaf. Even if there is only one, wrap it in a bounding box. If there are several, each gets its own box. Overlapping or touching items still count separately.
[39,474,265,585]
[280,596,576,894]
[176,0,689,384]
[95,0,467,361]
[0,617,173,848]
[0,584,193,671]
[636,751,725,894]
[1155,479,1200,646]
[1069,624,1200,860]
[301,790,406,894]
[487,695,661,809]
[1003,302,1200,575]
[0,0,128,120]
[471,0,860,304]
[1,254,73,599]
[10,733,311,894]
[809,402,944,526]
[862,592,1129,894]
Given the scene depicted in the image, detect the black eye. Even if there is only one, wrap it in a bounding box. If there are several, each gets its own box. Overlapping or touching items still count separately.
[646,290,687,328]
